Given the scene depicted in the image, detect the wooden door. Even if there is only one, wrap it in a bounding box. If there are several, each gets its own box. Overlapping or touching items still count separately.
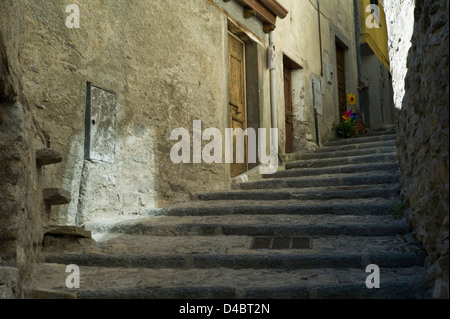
[284,66,294,154]
[228,33,247,178]
[336,43,347,120]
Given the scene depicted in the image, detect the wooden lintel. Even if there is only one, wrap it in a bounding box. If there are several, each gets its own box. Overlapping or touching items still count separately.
[243,9,257,19]
[236,0,277,25]
[263,23,276,33]
[259,0,289,19]
[224,0,283,32]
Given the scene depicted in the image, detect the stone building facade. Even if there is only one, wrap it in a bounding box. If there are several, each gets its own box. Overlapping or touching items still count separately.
[0,0,359,297]
[358,0,396,130]
[275,0,359,153]
[1,0,359,226]
[384,0,449,299]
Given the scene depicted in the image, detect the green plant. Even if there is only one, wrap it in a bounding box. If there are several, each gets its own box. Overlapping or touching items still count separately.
[333,121,359,139]
[388,203,406,219]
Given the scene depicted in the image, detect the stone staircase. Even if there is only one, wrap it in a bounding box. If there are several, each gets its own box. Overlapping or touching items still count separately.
[28,129,427,299]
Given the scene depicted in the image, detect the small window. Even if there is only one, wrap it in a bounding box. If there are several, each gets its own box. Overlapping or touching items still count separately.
[84,83,117,164]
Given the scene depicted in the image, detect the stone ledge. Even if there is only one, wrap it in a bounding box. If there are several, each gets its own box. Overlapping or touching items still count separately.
[44,226,92,239]
[43,188,71,206]
[36,148,63,166]
[44,252,425,269]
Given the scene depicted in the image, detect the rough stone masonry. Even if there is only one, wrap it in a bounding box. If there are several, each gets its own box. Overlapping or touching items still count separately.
[1,31,49,298]
[384,0,449,299]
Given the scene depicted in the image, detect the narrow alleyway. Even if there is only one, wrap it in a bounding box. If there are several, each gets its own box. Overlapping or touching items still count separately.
[30,129,427,299]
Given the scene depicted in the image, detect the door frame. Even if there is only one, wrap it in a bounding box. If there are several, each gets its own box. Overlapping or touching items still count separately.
[228,31,247,118]
[282,54,303,154]
[335,41,347,120]
[228,31,248,178]
[283,65,294,154]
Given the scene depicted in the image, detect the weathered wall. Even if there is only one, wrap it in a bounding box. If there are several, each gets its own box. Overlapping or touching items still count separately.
[11,0,272,226]
[359,0,391,71]
[3,0,361,230]
[360,53,396,130]
[1,0,275,296]
[384,0,415,110]
[276,0,359,151]
[385,0,449,298]
[0,0,52,298]
[359,0,396,130]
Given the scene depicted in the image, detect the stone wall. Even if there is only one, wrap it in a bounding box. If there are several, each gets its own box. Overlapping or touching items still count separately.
[0,1,51,298]
[0,0,361,229]
[6,0,239,227]
[276,0,359,150]
[385,0,449,298]
[0,0,362,297]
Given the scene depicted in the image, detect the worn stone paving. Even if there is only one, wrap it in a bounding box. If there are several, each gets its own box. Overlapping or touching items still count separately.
[35,264,425,292]
[44,233,418,256]
[29,130,428,299]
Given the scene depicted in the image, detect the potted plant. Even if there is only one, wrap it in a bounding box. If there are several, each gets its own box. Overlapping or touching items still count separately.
[332,93,363,139]
[333,115,359,139]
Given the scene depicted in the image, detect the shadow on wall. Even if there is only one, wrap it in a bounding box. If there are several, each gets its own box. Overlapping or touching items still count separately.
[0,31,52,298]
[397,0,449,299]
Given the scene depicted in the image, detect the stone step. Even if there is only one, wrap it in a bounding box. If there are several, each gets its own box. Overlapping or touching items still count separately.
[314,140,397,153]
[266,162,398,178]
[62,233,421,256]
[241,172,399,190]
[285,153,397,169]
[359,127,397,136]
[85,214,409,238]
[26,289,77,299]
[31,264,425,299]
[43,251,425,270]
[287,146,397,161]
[197,184,399,201]
[147,198,401,217]
[325,133,396,147]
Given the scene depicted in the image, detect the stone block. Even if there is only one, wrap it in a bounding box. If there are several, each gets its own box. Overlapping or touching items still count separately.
[0,266,19,299]
[43,188,72,206]
[36,148,63,166]
[44,226,92,239]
